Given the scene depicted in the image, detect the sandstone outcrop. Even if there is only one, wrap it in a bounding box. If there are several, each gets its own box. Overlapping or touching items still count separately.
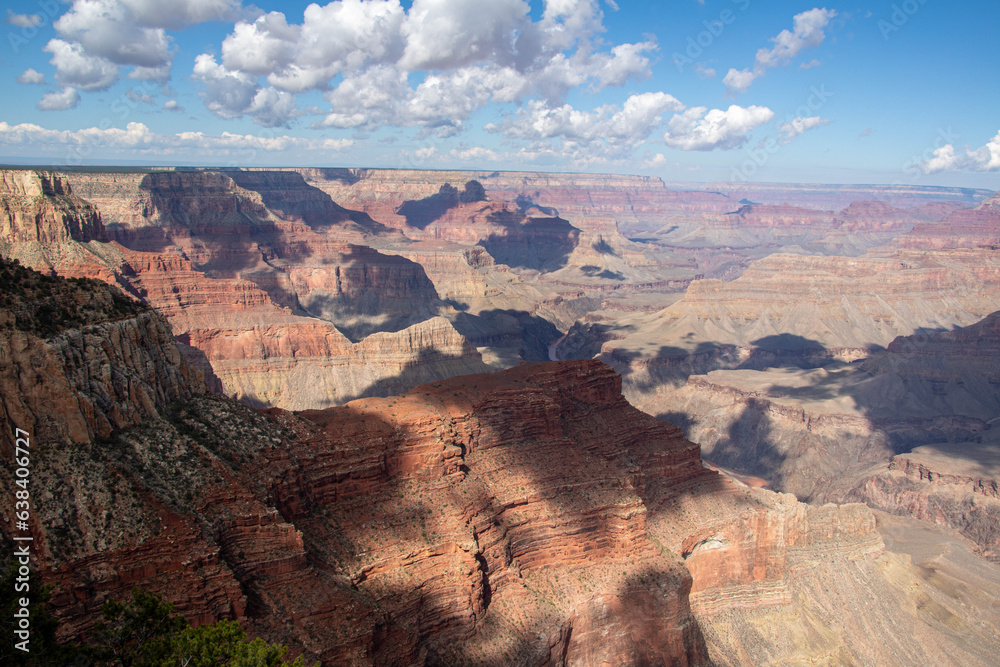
[6,168,1000,663]
[635,200,937,270]
[0,257,204,446]
[302,168,706,293]
[53,168,704,378]
[64,169,378,239]
[300,168,738,236]
[897,191,1000,249]
[1,169,499,408]
[108,246,491,409]
[1,170,106,244]
[841,438,1000,562]
[15,355,996,664]
[833,200,924,232]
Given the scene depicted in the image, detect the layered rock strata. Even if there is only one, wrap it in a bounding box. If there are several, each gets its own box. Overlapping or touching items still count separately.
[5,265,1000,665]
[299,168,738,235]
[1,170,105,244]
[842,439,1000,561]
[897,191,1000,249]
[566,248,1000,411]
[1,169,494,408]
[663,311,1000,560]
[303,169,705,292]
[0,258,204,446]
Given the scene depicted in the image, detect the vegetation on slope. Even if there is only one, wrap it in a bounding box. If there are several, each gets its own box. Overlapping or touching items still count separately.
[0,257,147,337]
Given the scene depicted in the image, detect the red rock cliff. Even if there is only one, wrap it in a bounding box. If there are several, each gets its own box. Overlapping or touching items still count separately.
[1,170,106,243]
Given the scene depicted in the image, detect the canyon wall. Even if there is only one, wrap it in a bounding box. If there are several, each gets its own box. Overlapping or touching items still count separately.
[662,310,1000,561]
[897,192,1000,250]
[1,169,496,409]
[299,168,737,233]
[4,262,999,665]
[0,170,106,244]
[566,247,1000,413]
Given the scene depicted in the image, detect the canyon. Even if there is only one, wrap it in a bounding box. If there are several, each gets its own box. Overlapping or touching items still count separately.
[2,258,999,665]
[2,165,1000,664]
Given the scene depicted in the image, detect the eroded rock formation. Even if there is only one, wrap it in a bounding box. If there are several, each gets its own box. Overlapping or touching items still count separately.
[2,169,494,408]
[661,310,1000,563]
[0,170,106,244]
[3,263,999,665]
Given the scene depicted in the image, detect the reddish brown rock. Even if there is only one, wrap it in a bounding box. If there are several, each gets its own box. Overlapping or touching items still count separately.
[897,192,1000,249]
[1,168,492,409]
[3,268,998,665]
[833,200,924,233]
[300,168,738,236]
[842,441,1000,561]
[1,170,106,244]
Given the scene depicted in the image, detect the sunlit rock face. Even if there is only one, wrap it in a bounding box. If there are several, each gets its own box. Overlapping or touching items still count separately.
[0,170,106,243]
[896,192,1000,250]
[2,168,492,409]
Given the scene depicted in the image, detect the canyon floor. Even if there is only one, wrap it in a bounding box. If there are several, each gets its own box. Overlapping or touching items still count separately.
[2,167,999,664]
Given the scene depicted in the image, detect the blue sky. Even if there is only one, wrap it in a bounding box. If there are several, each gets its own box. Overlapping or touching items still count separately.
[1,0,997,188]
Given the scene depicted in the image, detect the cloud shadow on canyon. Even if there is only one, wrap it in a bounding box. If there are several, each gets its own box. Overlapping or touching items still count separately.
[224,169,388,234]
[647,334,834,491]
[451,309,562,363]
[479,213,580,272]
[666,403,786,488]
[396,181,489,231]
[332,347,493,405]
[263,358,724,664]
[651,319,1000,504]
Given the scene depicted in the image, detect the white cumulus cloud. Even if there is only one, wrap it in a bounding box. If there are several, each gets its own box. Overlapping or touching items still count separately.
[399,0,528,71]
[192,53,299,127]
[37,87,82,111]
[44,39,120,91]
[54,0,172,69]
[6,10,43,28]
[451,145,499,161]
[0,120,353,156]
[777,115,829,144]
[17,69,46,85]
[38,0,244,103]
[664,104,774,151]
[492,91,685,160]
[920,131,1000,173]
[221,12,300,76]
[117,0,242,30]
[193,0,656,129]
[643,152,667,168]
